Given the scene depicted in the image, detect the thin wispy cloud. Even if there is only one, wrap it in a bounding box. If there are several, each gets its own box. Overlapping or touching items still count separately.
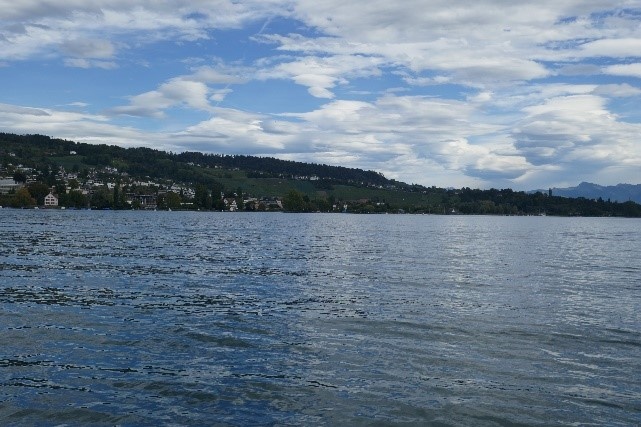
[1,0,640,189]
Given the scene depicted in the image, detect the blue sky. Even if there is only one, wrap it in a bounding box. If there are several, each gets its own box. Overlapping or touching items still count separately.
[1,1,641,190]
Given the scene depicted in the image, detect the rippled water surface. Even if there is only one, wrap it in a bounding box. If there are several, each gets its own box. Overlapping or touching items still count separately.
[1,210,640,425]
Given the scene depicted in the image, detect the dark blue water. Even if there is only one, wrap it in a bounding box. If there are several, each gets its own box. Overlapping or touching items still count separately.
[1,210,640,426]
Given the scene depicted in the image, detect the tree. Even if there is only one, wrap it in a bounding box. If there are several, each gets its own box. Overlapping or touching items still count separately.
[194,184,212,209]
[211,181,224,201]
[156,193,167,210]
[283,189,307,212]
[27,182,50,205]
[91,187,112,209]
[55,183,66,197]
[68,179,80,190]
[11,187,36,207]
[63,191,88,209]
[112,180,126,209]
[165,191,182,210]
[213,197,225,211]
[12,170,27,183]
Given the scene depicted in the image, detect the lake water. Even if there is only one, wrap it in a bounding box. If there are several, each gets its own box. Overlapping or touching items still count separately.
[1,210,640,426]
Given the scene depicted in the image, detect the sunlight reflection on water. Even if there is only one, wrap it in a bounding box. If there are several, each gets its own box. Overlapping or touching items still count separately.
[1,210,640,425]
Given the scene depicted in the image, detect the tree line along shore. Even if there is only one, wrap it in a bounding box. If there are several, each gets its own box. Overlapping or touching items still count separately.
[1,133,640,216]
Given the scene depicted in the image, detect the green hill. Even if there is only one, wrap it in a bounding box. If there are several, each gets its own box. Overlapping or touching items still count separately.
[1,132,640,216]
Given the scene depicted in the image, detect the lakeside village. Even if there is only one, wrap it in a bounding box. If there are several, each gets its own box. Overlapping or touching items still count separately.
[0,162,283,212]
[4,140,640,217]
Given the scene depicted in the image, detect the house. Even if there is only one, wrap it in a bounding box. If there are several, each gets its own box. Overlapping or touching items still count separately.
[126,193,157,209]
[223,198,238,212]
[44,192,58,207]
[259,197,283,210]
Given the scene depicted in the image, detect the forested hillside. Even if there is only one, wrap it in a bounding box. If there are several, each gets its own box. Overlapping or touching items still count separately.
[0,133,390,188]
[1,132,640,216]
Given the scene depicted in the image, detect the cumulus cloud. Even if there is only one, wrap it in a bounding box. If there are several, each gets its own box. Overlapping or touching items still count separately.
[512,95,641,174]
[603,63,641,78]
[579,38,641,58]
[0,101,150,148]
[0,1,280,62]
[178,108,290,151]
[282,1,584,84]
[109,64,248,117]
[110,78,214,117]
[3,1,641,188]
[279,95,522,184]
[258,54,384,98]
[261,32,549,87]
[148,93,521,186]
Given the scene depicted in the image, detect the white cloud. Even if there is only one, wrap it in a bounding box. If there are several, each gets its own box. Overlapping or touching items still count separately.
[0,103,51,116]
[108,63,248,117]
[0,1,281,62]
[278,94,522,184]
[178,107,290,151]
[3,1,641,189]
[402,75,451,86]
[258,1,641,91]
[191,65,250,84]
[0,101,153,149]
[210,88,233,103]
[283,1,595,82]
[603,63,641,78]
[143,93,521,187]
[110,78,214,117]
[61,38,115,59]
[262,33,550,87]
[466,91,494,105]
[64,58,118,69]
[579,38,641,58]
[512,95,641,174]
[66,102,89,108]
[2,1,638,87]
[592,83,641,98]
[259,55,384,98]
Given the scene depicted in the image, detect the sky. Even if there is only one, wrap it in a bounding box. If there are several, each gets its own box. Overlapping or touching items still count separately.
[1,1,641,190]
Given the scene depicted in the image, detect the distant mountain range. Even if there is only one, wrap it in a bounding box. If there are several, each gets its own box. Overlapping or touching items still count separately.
[540,182,641,204]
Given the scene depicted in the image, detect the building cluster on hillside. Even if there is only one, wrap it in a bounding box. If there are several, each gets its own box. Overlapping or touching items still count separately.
[0,161,282,211]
